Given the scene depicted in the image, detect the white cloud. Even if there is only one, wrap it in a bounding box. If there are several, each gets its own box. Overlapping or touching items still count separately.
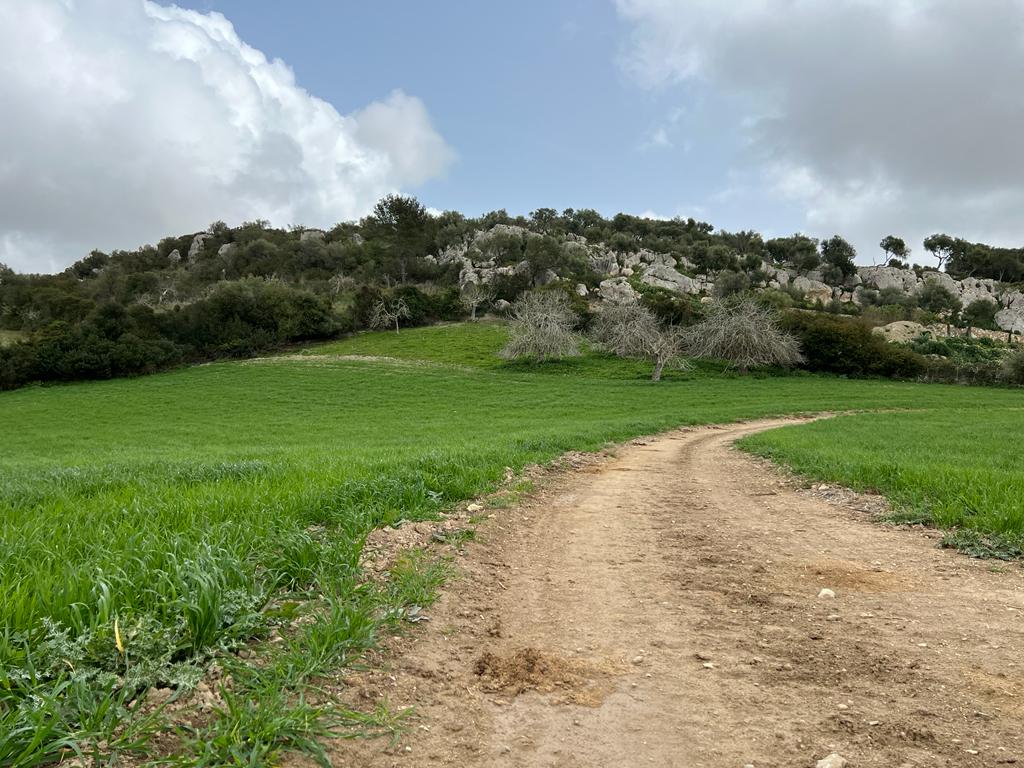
[616,0,1024,263]
[0,0,454,273]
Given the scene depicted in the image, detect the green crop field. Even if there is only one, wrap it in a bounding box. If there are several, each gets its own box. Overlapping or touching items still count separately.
[1,321,1022,765]
[740,409,1024,558]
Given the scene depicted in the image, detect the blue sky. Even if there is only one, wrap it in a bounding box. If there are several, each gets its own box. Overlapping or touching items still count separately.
[175,0,774,229]
[2,1,1021,271]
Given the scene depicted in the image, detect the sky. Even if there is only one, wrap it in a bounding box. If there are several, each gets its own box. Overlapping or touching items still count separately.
[2,0,1023,273]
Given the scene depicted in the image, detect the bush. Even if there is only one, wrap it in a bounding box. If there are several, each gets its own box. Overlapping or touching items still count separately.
[781,312,926,379]
[499,291,580,362]
[638,286,703,326]
[684,299,803,373]
[1002,349,1024,385]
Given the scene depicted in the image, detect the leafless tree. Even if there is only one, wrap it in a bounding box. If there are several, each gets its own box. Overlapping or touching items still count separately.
[370,296,411,334]
[460,282,494,321]
[683,298,803,374]
[499,291,580,361]
[590,301,691,381]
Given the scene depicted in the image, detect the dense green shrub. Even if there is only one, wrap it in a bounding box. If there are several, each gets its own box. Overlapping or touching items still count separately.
[1002,349,1024,385]
[781,312,927,379]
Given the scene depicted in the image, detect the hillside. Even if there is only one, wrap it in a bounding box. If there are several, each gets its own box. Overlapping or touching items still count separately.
[2,197,1023,390]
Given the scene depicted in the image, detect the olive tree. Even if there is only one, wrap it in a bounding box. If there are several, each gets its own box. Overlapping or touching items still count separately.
[683,299,803,374]
[459,282,493,321]
[370,296,411,334]
[590,301,690,382]
[499,291,580,361]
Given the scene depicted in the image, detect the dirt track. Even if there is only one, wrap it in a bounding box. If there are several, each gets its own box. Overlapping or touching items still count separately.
[332,419,1024,767]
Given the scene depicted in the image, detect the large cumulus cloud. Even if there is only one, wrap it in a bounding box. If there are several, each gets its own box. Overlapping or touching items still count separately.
[0,0,454,273]
[616,0,1024,263]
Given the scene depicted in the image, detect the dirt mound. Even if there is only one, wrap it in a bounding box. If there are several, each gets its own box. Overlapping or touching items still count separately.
[474,648,583,694]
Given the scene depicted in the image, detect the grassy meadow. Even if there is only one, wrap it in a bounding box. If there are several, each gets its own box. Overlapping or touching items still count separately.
[2,321,1022,764]
[740,409,1024,557]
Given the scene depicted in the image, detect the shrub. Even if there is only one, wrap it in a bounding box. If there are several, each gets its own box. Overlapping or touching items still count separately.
[1002,349,1024,385]
[499,291,580,362]
[683,299,803,373]
[713,270,750,298]
[638,286,703,326]
[781,312,926,379]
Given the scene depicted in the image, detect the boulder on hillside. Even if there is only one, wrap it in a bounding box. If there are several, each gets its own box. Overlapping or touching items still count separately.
[588,251,619,276]
[299,228,326,244]
[996,307,1024,334]
[791,276,832,304]
[873,320,927,343]
[916,270,959,296]
[188,233,211,262]
[858,265,919,292]
[640,264,699,294]
[959,277,1000,305]
[599,277,639,304]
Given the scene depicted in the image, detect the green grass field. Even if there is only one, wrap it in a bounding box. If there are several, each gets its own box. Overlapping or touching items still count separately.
[1,321,1022,764]
[740,410,1024,557]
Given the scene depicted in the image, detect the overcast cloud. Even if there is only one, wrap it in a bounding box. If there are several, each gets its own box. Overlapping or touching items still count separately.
[0,0,454,273]
[616,0,1024,263]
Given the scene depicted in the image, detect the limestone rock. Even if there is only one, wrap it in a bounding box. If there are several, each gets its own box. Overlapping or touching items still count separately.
[589,251,619,277]
[299,228,325,244]
[599,277,639,304]
[816,754,847,768]
[996,307,1024,334]
[791,276,833,304]
[858,265,919,292]
[873,321,927,343]
[916,270,959,296]
[641,264,699,295]
[535,269,559,287]
[188,233,211,262]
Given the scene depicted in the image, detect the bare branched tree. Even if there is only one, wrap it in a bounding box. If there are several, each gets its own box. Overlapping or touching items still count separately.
[370,296,411,334]
[591,301,691,381]
[683,298,803,374]
[499,291,580,361]
[460,282,494,321]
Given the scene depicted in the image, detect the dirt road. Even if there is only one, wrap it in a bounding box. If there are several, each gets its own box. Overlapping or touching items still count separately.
[333,419,1024,767]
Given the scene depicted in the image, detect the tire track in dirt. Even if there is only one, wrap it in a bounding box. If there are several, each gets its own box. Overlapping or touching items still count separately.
[328,419,1024,767]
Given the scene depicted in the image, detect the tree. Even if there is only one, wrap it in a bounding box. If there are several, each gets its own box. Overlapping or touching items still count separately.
[459,282,493,321]
[923,234,956,271]
[361,195,432,282]
[962,298,998,336]
[764,234,819,272]
[590,301,691,381]
[819,235,857,283]
[683,299,803,374]
[499,291,579,361]
[879,235,908,266]
[916,279,962,335]
[370,296,411,334]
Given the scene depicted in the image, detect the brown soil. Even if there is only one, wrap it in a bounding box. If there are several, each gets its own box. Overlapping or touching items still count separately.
[325,419,1024,767]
